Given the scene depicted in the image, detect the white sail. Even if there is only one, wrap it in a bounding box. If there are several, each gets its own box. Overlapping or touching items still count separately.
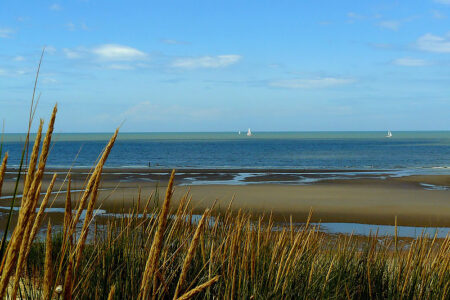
[247,128,252,136]
[386,130,392,138]
[238,130,241,135]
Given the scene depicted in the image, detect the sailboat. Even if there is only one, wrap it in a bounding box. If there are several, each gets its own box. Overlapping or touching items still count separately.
[238,130,241,135]
[385,130,392,138]
[247,128,252,136]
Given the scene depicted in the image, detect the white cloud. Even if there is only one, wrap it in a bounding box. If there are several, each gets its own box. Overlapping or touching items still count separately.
[63,45,148,70]
[49,3,62,11]
[270,77,355,89]
[379,20,400,31]
[171,55,241,69]
[0,28,14,38]
[45,46,57,54]
[92,44,146,61]
[416,33,450,53]
[0,68,29,77]
[392,58,428,66]
[63,48,83,59]
[41,77,57,84]
[434,0,450,4]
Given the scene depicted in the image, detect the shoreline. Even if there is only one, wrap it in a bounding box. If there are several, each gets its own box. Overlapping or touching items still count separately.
[6,166,450,173]
[4,167,450,186]
[0,168,449,228]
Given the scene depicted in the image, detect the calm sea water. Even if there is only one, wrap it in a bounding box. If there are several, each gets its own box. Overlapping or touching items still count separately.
[1,131,450,172]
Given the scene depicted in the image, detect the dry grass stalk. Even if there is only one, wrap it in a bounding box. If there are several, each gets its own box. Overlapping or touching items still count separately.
[26,173,57,254]
[290,215,293,243]
[51,128,118,287]
[64,257,74,300]
[176,275,220,300]
[0,106,56,298]
[74,170,101,272]
[173,209,209,299]
[64,174,73,240]
[10,173,55,300]
[142,191,155,219]
[22,120,43,199]
[139,169,175,299]
[70,128,119,235]
[107,284,116,300]
[322,255,336,293]
[10,112,58,299]
[395,216,398,252]
[33,105,57,185]
[43,220,53,300]
[0,153,8,199]
[3,121,43,265]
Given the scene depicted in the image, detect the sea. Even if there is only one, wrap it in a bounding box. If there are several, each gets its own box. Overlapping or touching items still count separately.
[1,131,450,173]
[2,131,450,237]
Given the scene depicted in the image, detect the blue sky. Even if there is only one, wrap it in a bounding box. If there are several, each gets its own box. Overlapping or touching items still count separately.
[1,0,450,132]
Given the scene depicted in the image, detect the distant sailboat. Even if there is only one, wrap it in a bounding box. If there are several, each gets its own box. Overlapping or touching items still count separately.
[386,130,392,138]
[238,130,241,135]
[247,128,252,136]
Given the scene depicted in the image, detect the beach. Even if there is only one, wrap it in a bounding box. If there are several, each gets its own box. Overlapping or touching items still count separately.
[1,168,449,228]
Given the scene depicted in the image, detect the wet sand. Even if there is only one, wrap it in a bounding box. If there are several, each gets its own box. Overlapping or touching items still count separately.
[1,168,449,228]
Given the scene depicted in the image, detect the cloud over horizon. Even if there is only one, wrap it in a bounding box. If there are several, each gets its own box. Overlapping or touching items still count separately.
[392,58,428,66]
[171,55,242,69]
[269,77,355,89]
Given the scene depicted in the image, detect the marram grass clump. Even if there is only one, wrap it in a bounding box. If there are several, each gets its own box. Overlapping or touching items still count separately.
[0,107,449,299]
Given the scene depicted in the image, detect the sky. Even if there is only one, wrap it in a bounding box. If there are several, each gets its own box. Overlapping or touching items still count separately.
[1,0,450,132]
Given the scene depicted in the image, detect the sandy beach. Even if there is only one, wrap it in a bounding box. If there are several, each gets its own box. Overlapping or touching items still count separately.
[1,168,449,228]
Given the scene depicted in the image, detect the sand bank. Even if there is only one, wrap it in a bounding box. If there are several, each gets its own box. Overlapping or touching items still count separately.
[1,169,449,227]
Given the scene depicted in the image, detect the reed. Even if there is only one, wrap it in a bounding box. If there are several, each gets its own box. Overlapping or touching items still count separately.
[0,153,8,199]
[42,220,53,300]
[64,256,74,300]
[107,285,116,300]
[173,209,209,299]
[139,169,175,299]
[177,275,220,300]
